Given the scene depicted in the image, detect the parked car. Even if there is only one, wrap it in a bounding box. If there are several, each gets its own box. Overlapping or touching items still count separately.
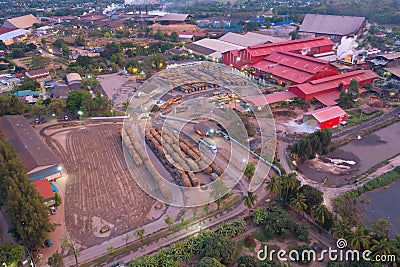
[45,239,53,247]
[50,206,56,215]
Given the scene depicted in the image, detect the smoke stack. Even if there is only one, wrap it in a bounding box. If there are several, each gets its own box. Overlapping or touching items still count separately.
[146,5,148,16]
[139,5,141,16]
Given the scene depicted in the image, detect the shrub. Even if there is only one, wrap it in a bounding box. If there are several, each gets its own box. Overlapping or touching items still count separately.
[294,224,308,241]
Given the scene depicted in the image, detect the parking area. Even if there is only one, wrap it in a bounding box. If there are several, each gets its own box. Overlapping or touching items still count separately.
[98,73,141,111]
[46,124,155,247]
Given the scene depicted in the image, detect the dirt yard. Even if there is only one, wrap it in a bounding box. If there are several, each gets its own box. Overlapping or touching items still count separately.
[47,124,155,247]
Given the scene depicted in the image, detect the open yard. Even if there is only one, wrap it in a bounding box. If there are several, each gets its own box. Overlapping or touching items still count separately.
[46,124,155,247]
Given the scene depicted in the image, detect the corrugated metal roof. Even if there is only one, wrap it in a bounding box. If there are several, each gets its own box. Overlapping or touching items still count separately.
[291,70,378,95]
[309,106,346,123]
[245,37,334,57]
[219,32,267,47]
[33,179,55,200]
[299,14,366,36]
[151,13,189,22]
[246,91,296,106]
[0,29,30,41]
[26,68,49,77]
[187,38,244,55]
[0,115,59,172]
[314,91,340,106]
[251,51,332,84]
[3,14,40,29]
[66,72,82,85]
[244,32,285,43]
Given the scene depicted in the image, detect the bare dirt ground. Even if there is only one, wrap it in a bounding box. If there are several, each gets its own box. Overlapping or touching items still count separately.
[46,124,155,247]
[149,23,201,33]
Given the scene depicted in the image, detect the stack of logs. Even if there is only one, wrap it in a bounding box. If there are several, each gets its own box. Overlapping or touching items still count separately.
[145,127,224,188]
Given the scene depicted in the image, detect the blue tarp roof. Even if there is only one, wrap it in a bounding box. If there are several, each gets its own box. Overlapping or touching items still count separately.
[50,184,59,193]
[14,90,41,97]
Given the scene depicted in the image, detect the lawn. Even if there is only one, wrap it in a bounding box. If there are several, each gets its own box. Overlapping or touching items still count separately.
[345,109,383,127]
[252,230,271,242]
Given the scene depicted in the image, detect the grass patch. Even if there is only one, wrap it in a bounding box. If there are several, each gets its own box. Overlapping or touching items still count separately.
[81,195,242,266]
[346,109,384,127]
[252,230,271,242]
[338,166,400,200]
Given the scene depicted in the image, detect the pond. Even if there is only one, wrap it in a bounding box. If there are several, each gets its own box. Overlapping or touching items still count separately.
[361,179,400,237]
[297,122,400,185]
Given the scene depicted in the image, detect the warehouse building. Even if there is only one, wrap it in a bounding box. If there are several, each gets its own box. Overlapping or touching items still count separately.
[219,32,284,47]
[2,14,40,29]
[222,36,334,69]
[26,68,51,81]
[250,51,338,86]
[289,70,378,105]
[303,106,347,130]
[184,38,244,61]
[299,14,366,41]
[0,115,61,181]
[33,179,56,206]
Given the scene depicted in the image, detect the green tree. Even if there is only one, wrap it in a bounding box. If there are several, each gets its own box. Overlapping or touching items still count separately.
[201,234,236,265]
[348,79,360,96]
[242,191,258,215]
[66,90,93,113]
[370,238,394,258]
[346,226,370,251]
[48,98,66,116]
[41,38,47,46]
[289,192,307,216]
[311,204,330,225]
[74,35,85,46]
[210,180,230,210]
[0,242,24,265]
[48,251,64,267]
[244,162,256,180]
[0,94,26,116]
[371,219,390,238]
[12,48,25,58]
[165,215,174,230]
[332,219,351,239]
[265,175,282,196]
[237,255,258,267]
[197,256,224,267]
[170,31,179,42]
[133,228,145,242]
[298,185,323,213]
[18,77,40,91]
[281,172,299,203]
[61,237,80,267]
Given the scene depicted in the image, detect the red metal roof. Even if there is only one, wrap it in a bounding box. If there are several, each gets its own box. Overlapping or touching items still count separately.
[291,70,378,95]
[26,68,49,77]
[0,27,14,35]
[314,91,340,106]
[246,91,297,106]
[308,106,346,123]
[251,51,332,84]
[33,179,55,200]
[245,36,334,57]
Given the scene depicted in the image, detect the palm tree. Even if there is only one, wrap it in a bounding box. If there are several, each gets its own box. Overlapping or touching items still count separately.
[332,219,351,239]
[289,192,307,216]
[311,204,330,225]
[346,226,370,251]
[371,238,394,257]
[281,172,299,203]
[265,175,282,196]
[242,191,258,216]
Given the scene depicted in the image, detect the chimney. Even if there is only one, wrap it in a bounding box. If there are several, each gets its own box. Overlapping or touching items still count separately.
[146,5,148,16]
[139,5,141,16]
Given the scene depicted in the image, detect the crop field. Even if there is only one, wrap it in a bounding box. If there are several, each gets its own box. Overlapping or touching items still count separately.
[48,124,155,247]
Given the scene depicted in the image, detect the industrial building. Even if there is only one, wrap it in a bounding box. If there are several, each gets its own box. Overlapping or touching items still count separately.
[185,38,244,61]
[289,70,378,105]
[299,14,366,41]
[33,179,56,206]
[219,32,284,47]
[250,51,338,86]
[303,106,347,130]
[222,37,334,69]
[0,28,30,45]
[26,68,51,81]
[2,14,40,29]
[0,115,62,181]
